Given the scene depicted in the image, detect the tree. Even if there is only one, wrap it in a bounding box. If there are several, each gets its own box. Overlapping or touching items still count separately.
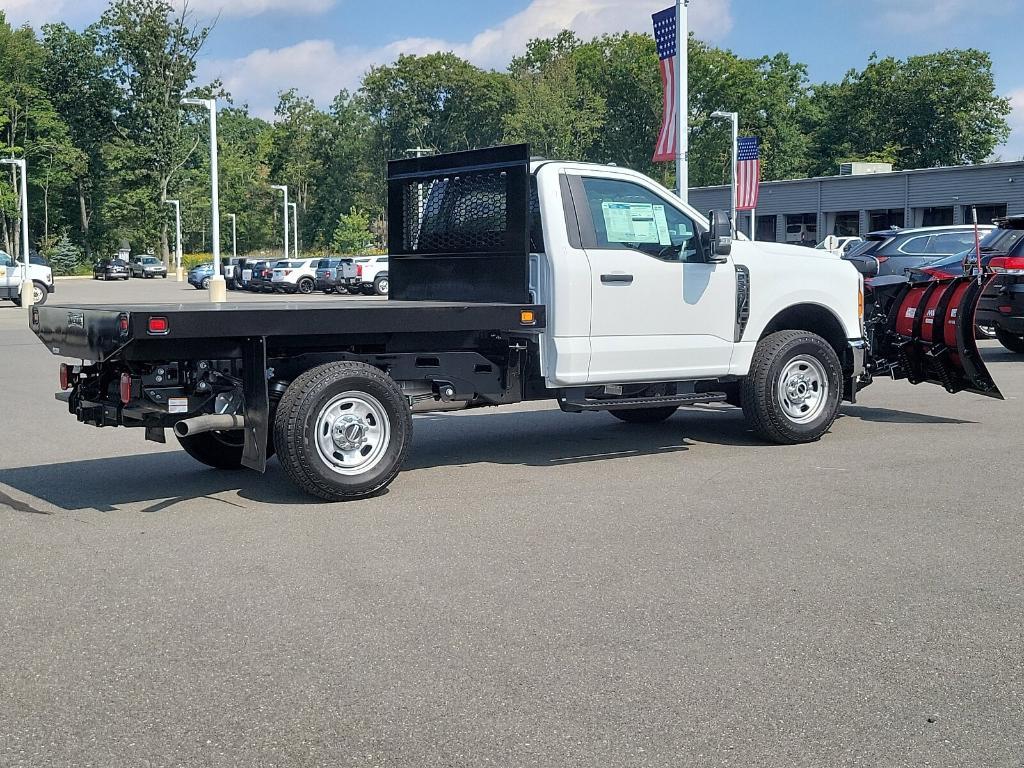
[96,0,213,258]
[806,50,1011,176]
[330,207,372,253]
[40,23,117,257]
[504,35,606,160]
[42,231,85,275]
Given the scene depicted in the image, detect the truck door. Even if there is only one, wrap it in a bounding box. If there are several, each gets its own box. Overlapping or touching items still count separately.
[0,251,14,300]
[567,174,736,383]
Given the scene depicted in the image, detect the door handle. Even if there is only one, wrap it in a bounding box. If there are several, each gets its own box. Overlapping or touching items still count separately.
[601,273,634,284]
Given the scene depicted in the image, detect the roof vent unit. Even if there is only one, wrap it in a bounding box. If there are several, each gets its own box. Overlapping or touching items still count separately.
[840,162,893,176]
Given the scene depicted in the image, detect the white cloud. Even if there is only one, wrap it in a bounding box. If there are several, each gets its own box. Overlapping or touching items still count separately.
[0,0,79,26]
[0,0,332,27]
[204,0,733,118]
[998,88,1024,162]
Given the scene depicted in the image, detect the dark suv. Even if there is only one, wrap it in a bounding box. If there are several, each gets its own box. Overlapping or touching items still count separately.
[844,225,994,277]
[976,216,1024,353]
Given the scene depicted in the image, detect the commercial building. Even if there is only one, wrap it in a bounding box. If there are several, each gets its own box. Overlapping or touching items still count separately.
[688,160,1024,245]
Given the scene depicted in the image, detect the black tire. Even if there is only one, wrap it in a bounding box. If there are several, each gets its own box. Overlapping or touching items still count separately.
[741,330,843,445]
[177,430,246,470]
[296,277,315,295]
[995,327,1024,353]
[374,275,389,295]
[610,406,679,424]
[274,361,412,501]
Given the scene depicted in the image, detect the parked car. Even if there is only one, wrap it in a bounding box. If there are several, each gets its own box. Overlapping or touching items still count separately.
[223,257,249,290]
[843,225,994,277]
[247,261,275,292]
[129,255,168,279]
[93,258,130,281]
[815,236,862,257]
[315,257,358,293]
[352,255,390,295]
[975,216,1024,353]
[271,258,319,294]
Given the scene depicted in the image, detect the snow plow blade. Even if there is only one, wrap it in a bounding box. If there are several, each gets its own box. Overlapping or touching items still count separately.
[871,275,1003,399]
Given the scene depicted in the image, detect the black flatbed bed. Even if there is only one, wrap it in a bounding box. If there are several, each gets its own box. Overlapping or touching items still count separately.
[32,299,546,361]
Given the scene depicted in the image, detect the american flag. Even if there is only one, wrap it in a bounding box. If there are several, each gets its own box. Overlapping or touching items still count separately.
[652,7,679,163]
[736,137,761,210]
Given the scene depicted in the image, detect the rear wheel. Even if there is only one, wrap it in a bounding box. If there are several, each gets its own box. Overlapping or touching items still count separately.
[297,277,315,295]
[177,430,246,470]
[995,327,1024,353]
[610,406,679,424]
[374,275,389,295]
[274,361,412,501]
[741,330,843,444]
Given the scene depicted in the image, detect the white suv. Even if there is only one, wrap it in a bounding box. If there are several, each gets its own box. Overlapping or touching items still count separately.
[353,256,389,295]
[271,258,319,294]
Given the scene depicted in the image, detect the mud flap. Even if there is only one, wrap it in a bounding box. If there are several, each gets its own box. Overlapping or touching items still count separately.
[241,336,270,472]
[877,275,1002,399]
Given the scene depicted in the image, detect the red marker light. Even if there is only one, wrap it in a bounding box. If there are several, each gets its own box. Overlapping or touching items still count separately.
[118,313,130,336]
[59,363,71,391]
[120,372,132,404]
[147,316,169,335]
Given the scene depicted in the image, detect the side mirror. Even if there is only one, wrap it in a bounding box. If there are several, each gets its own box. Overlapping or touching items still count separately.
[847,255,879,278]
[703,210,732,261]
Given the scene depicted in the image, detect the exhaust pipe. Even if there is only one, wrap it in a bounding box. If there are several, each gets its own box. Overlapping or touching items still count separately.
[174,413,245,438]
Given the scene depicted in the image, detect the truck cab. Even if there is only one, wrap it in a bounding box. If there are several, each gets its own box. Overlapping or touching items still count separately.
[0,250,54,306]
[527,160,863,390]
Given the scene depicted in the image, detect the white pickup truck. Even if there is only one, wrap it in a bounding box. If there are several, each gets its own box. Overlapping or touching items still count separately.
[32,145,999,500]
[0,250,54,306]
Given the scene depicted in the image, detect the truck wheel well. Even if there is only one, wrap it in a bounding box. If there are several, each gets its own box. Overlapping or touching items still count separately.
[760,304,848,357]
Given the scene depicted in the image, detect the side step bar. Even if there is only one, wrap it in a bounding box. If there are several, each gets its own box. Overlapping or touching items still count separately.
[558,391,727,413]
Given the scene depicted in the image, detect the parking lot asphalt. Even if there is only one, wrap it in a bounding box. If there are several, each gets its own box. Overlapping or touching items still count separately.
[2,279,1023,767]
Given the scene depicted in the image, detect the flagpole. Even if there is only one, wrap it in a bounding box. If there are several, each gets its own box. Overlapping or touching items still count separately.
[676,0,688,202]
[750,208,756,240]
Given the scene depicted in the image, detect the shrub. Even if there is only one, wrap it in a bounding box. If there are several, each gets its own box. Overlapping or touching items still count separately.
[43,234,86,276]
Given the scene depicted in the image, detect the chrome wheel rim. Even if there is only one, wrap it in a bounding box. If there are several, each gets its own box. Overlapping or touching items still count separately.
[377,279,389,294]
[777,355,829,424]
[314,391,391,476]
[32,284,43,303]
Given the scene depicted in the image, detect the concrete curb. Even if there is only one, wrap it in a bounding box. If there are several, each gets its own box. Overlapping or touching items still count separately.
[54,275,94,281]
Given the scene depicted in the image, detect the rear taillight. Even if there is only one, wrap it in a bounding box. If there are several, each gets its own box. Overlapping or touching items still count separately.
[988,256,1024,275]
[356,265,363,277]
[284,269,293,276]
[327,270,334,277]
[999,305,1014,315]
[147,316,169,335]
[120,372,132,404]
[875,256,889,263]
[118,313,130,337]
[59,363,71,391]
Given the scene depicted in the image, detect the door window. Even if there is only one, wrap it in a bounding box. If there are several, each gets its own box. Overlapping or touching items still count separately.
[578,177,700,262]
[896,235,935,255]
[927,232,976,255]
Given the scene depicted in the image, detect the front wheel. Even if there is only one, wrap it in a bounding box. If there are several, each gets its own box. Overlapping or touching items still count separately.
[741,330,843,444]
[200,276,211,290]
[274,361,413,501]
[995,327,1024,353]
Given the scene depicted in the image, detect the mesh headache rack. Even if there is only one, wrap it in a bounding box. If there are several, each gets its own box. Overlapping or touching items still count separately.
[387,144,532,304]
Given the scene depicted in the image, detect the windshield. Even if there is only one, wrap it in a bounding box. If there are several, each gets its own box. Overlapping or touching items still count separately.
[980,227,1024,255]
[845,238,888,259]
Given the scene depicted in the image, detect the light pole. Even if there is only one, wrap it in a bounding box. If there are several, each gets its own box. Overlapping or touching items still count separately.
[164,199,183,281]
[1,158,32,307]
[711,110,739,235]
[228,213,237,259]
[288,202,298,258]
[271,185,289,259]
[181,96,225,302]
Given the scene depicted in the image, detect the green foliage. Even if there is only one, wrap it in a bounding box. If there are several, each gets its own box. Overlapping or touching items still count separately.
[330,207,372,254]
[0,5,1013,261]
[42,231,84,275]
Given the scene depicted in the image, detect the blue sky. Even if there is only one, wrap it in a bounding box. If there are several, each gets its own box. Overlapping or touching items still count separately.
[4,0,1022,158]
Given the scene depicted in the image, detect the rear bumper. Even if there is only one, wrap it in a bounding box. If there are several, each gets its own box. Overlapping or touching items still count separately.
[977,278,1024,334]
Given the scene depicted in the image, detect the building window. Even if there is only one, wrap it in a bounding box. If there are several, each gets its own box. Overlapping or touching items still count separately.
[964,204,1007,225]
[756,215,777,242]
[869,208,904,231]
[830,211,860,237]
[920,207,953,227]
[785,213,818,246]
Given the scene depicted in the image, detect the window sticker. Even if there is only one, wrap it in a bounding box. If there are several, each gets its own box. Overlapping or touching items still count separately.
[601,202,661,244]
[652,205,672,246]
